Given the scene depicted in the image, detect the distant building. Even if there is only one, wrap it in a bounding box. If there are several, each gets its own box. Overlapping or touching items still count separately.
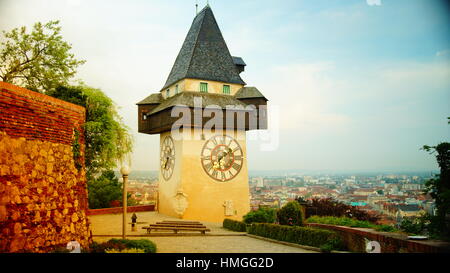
[396,204,425,218]
[256,177,265,188]
[402,183,423,191]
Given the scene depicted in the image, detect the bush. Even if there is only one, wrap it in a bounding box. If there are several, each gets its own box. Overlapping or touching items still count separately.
[398,214,449,240]
[105,248,146,253]
[375,225,397,232]
[243,207,277,224]
[306,216,399,232]
[277,201,303,226]
[223,219,248,232]
[400,217,426,235]
[306,216,372,228]
[302,197,380,223]
[90,239,157,253]
[248,223,344,250]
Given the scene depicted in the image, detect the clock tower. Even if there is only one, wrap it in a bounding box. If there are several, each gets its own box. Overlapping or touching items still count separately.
[137,5,268,223]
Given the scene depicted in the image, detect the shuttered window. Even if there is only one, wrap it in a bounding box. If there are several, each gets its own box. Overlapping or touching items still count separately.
[200,82,208,93]
[223,85,230,94]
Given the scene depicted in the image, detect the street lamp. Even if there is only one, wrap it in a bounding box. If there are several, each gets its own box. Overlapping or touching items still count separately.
[120,165,131,239]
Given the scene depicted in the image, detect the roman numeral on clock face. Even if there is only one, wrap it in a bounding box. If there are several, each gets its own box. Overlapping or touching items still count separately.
[204,162,212,171]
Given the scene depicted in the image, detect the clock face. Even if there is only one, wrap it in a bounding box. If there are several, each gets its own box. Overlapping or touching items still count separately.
[201,134,243,182]
[160,136,175,180]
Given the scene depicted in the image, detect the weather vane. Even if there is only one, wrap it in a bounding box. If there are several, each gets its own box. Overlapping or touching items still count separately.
[196,0,211,14]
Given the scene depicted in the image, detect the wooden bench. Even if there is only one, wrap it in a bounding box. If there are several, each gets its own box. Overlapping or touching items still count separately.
[142,226,210,234]
[155,222,205,227]
[152,224,205,228]
[159,220,202,224]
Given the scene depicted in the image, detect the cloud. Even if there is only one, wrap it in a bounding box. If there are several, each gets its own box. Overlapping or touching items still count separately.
[436,49,450,57]
[378,61,450,94]
[260,62,351,132]
[366,0,382,6]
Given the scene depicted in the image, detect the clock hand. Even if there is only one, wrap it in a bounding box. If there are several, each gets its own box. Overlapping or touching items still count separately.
[164,156,170,169]
[218,148,228,162]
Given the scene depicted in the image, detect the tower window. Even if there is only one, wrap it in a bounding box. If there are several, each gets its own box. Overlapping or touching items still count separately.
[200,82,208,93]
[175,85,179,94]
[223,85,230,94]
[166,89,170,98]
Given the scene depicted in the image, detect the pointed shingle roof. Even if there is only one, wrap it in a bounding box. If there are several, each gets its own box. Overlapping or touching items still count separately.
[235,87,268,101]
[161,5,245,91]
[136,93,163,105]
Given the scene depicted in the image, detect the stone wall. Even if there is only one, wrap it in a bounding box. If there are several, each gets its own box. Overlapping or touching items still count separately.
[306,223,450,253]
[0,82,92,253]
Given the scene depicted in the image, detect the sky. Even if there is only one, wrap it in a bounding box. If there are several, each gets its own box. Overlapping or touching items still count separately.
[0,0,449,173]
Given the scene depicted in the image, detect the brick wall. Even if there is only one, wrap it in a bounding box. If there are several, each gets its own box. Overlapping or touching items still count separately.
[0,82,85,145]
[0,82,92,253]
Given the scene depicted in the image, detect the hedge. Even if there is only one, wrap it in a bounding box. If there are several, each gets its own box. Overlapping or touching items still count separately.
[306,216,398,232]
[248,223,344,250]
[90,239,157,253]
[223,219,248,232]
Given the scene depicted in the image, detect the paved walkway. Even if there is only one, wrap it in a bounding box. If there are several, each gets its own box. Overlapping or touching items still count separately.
[88,212,317,253]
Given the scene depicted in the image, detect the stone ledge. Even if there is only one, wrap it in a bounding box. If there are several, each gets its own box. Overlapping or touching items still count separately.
[306,223,450,253]
[87,205,155,215]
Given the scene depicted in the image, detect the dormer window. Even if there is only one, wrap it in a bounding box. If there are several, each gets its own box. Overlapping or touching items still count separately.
[175,85,179,94]
[223,85,230,94]
[166,89,170,98]
[200,82,208,93]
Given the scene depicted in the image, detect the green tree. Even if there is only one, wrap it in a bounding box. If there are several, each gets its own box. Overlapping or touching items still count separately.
[87,170,123,209]
[49,85,133,209]
[422,119,450,239]
[87,170,138,209]
[48,85,133,180]
[277,201,304,226]
[0,20,85,93]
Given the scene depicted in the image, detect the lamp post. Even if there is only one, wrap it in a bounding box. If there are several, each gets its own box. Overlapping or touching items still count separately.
[120,165,130,239]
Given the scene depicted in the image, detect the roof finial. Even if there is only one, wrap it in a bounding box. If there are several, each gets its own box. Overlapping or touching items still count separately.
[195,0,198,14]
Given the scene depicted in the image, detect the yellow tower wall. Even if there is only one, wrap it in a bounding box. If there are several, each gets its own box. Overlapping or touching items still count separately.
[158,128,250,223]
[162,78,244,98]
[157,131,183,218]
